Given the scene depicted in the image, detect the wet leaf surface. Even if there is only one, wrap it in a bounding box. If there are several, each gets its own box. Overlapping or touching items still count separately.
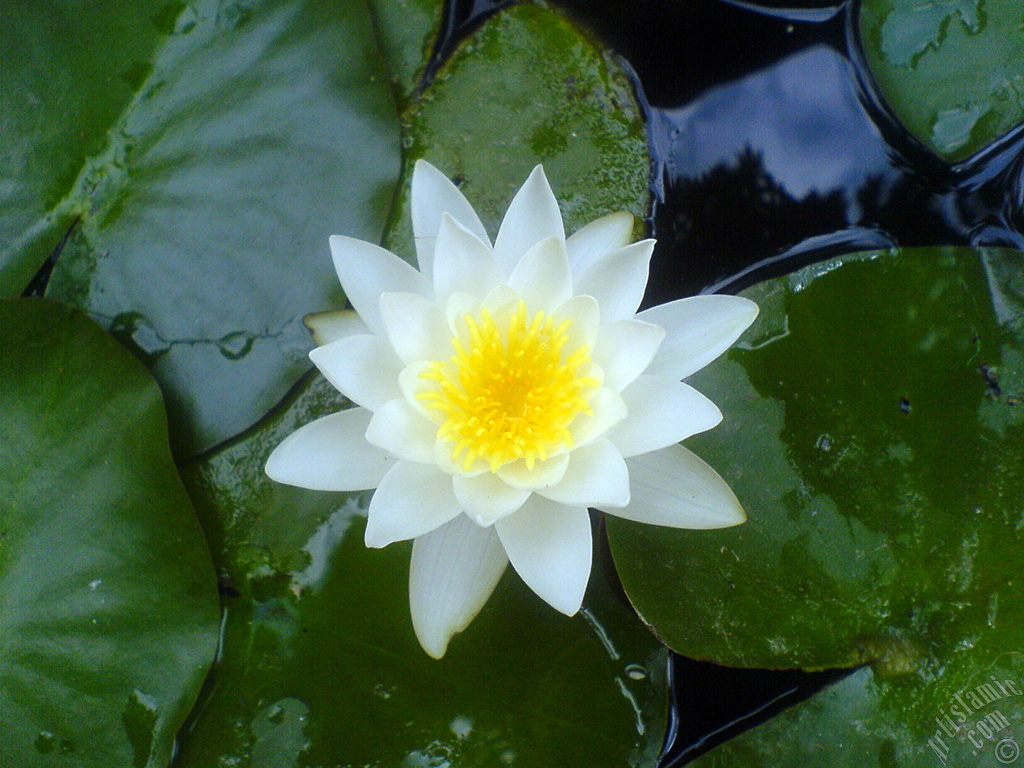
[2,0,402,458]
[0,298,220,767]
[607,248,1024,763]
[175,375,668,767]
[859,0,1024,161]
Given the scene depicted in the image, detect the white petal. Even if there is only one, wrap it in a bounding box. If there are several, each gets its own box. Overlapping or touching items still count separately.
[573,239,655,323]
[453,473,531,525]
[304,310,368,346]
[539,439,629,508]
[571,388,628,447]
[611,376,722,458]
[552,295,600,355]
[507,236,572,310]
[309,335,401,411]
[365,398,438,463]
[379,292,451,364]
[566,211,635,277]
[433,213,504,303]
[411,160,490,278]
[409,515,508,659]
[265,408,394,491]
[638,295,759,380]
[496,452,570,491]
[592,319,665,393]
[614,444,746,528]
[329,236,432,335]
[493,165,565,276]
[365,461,462,548]
[399,361,445,423]
[496,496,592,615]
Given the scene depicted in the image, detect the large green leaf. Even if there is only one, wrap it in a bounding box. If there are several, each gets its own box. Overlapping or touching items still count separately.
[0,298,220,767]
[607,248,1024,758]
[858,0,1024,162]
[1,0,402,458]
[173,374,668,767]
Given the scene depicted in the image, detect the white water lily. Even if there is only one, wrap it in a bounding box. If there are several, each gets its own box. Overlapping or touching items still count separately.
[267,160,758,658]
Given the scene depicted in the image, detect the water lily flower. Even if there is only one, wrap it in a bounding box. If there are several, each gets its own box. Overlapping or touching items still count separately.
[266,160,758,658]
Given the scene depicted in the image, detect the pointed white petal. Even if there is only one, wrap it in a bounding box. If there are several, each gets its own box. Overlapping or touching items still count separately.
[552,295,600,355]
[614,444,746,528]
[565,211,635,277]
[365,398,438,463]
[265,408,394,491]
[493,165,565,275]
[539,439,629,507]
[610,376,722,458]
[411,160,490,278]
[365,461,462,548]
[495,497,591,615]
[379,292,451,364]
[304,310,368,346]
[573,239,655,323]
[309,335,402,410]
[571,388,628,447]
[409,515,508,659]
[638,295,759,380]
[330,236,432,335]
[507,236,572,310]
[611,376,722,459]
[433,213,504,303]
[592,319,665,393]
[453,473,531,525]
[496,452,570,491]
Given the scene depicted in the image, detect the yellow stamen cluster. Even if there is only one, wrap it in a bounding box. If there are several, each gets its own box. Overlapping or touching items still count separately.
[418,300,599,473]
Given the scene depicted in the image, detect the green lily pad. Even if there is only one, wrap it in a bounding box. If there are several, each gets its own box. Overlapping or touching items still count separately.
[1,0,402,458]
[608,247,1023,678]
[859,0,1024,162]
[172,374,668,767]
[386,0,649,257]
[367,0,445,107]
[689,655,1024,768]
[0,298,220,767]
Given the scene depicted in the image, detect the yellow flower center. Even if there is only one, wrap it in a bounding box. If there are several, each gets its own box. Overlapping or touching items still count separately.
[417,300,599,473]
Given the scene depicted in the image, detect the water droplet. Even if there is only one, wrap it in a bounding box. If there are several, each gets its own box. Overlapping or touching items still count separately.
[88,578,103,590]
[217,331,254,360]
[624,663,648,681]
[34,732,55,754]
[449,715,473,740]
[815,434,832,452]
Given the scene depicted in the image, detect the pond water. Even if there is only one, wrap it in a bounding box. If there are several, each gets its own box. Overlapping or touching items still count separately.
[441,0,1024,763]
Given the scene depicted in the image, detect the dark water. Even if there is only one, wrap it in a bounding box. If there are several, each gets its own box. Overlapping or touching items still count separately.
[437,0,1024,764]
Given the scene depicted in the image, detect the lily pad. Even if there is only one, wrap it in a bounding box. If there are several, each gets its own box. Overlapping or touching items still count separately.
[1,0,402,458]
[608,248,1023,692]
[386,0,649,257]
[0,298,220,767]
[858,0,1024,162]
[173,374,668,767]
